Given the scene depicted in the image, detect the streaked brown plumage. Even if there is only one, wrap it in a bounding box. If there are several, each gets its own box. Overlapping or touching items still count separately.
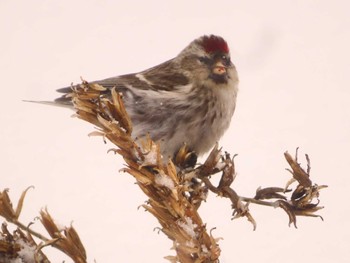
[55,35,239,159]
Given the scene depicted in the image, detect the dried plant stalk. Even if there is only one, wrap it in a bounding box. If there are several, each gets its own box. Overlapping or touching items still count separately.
[0,188,87,263]
[68,81,327,261]
[71,81,221,262]
[0,80,327,263]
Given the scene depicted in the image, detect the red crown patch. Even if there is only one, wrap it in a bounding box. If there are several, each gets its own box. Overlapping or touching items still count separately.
[201,35,229,54]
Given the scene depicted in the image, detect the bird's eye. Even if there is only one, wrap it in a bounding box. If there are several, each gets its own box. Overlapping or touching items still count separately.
[222,55,229,61]
[222,55,231,66]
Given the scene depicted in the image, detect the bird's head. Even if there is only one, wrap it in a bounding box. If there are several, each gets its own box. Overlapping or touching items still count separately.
[177,35,237,87]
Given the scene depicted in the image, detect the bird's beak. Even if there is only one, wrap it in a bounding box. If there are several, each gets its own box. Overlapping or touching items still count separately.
[212,61,227,75]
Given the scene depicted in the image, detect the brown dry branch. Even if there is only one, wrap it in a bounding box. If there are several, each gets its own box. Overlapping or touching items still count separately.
[0,188,87,263]
[69,81,327,260]
[71,81,222,262]
[0,80,327,262]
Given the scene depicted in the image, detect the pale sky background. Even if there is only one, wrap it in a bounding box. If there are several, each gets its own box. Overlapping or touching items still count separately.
[1,0,349,262]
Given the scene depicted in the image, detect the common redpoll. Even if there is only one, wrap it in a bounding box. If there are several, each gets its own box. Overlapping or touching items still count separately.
[55,35,239,159]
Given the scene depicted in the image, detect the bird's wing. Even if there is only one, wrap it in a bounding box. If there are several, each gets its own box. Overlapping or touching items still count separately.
[55,59,190,106]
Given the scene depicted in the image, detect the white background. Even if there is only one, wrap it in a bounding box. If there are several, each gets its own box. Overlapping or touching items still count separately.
[1,1,349,262]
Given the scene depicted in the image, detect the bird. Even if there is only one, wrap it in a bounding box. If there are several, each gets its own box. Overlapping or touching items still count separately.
[54,35,239,161]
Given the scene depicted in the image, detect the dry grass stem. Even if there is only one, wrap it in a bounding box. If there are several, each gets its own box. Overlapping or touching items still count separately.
[0,188,87,263]
[69,81,327,260]
[0,80,327,262]
[70,81,222,262]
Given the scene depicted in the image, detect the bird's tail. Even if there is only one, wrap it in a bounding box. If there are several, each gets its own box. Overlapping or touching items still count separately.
[23,99,74,109]
[54,87,74,106]
[24,87,74,109]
